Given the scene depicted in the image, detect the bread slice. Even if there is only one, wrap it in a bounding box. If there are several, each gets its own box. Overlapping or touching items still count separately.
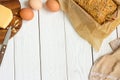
[74,0,117,24]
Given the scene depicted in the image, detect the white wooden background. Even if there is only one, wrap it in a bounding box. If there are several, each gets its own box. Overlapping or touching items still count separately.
[0,0,120,80]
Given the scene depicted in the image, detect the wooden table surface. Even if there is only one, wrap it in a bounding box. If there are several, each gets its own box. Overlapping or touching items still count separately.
[0,0,120,80]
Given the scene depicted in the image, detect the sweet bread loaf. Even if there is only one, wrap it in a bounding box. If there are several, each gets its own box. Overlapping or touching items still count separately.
[74,0,117,24]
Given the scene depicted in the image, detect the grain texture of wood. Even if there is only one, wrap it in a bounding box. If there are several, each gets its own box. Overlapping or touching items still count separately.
[64,15,93,80]
[117,25,120,37]
[39,3,67,80]
[13,0,41,80]
[0,39,14,80]
[14,14,41,80]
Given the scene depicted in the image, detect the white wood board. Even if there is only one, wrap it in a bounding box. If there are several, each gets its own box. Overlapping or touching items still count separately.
[64,15,93,80]
[117,25,120,37]
[93,30,117,61]
[39,6,67,80]
[0,39,14,80]
[14,11,41,80]
[13,0,41,79]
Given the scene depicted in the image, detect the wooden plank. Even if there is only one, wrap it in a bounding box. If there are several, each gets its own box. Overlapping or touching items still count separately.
[117,25,120,37]
[0,39,14,80]
[93,30,117,61]
[14,10,41,80]
[39,5,67,80]
[13,0,41,80]
[64,15,93,80]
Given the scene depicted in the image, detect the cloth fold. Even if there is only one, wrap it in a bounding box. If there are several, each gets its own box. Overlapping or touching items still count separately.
[89,47,120,80]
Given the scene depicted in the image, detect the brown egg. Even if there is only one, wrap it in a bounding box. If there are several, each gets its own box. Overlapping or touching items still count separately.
[46,0,60,12]
[20,8,34,20]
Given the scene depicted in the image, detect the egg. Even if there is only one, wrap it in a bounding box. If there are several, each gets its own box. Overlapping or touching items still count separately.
[29,0,42,10]
[46,0,60,12]
[20,8,34,20]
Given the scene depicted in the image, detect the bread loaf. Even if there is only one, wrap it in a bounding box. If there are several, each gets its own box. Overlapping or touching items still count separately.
[74,0,117,24]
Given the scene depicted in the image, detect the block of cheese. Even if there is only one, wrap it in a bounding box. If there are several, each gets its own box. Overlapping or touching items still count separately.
[0,4,13,29]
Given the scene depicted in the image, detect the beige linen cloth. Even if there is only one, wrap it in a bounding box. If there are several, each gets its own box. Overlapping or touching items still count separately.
[89,51,120,80]
[58,0,120,50]
[89,38,120,80]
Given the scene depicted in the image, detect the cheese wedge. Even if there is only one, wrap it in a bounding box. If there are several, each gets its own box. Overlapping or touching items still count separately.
[0,5,13,29]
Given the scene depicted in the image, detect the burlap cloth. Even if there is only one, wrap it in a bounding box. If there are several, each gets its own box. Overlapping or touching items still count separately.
[58,0,120,50]
[89,40,120,80]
